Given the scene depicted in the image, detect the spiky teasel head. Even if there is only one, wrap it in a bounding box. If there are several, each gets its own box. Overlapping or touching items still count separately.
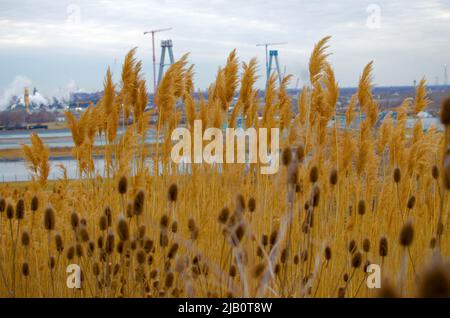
[432,165,439,180]
[363,238,370,253]
[168,183,178,202]
[15,198,24,220]
[348,240,357,254]
[167,243,179,259]
[133,189,145,216]
[105,229,115,254]
[309,165,319,183]
[0,197,6,213]
[117,214,129,241]
[351,252,362,268]
[248,197,256,213]
[43,205,55,231]
[329,168,338,186]
[104,206,112,227]
[324,246,332,261]
[418,258,450,297]
[78,225,90,242]
[30,195,38,213]
[99,214,108,231]
[393,167,401,183]
[379,236,388,257]
[118,175,128,195]
[282,148,292,166]
[70,211,79,230]
[357,199,366,216]
[126,201,133,219]
[399,219,414,247]
[160,214,170,230]
[21,230,30,247]
[296,145,305,163]
[136,249,146,265]
[165,272,174,289]
[55,232,64,253]
[377,279,399,298]
[66,245,75,260]
[218,207,230,225]
[21,262,30,277]
[6,203,14,219]
[252,263,266,279]
[310,185,320,207]
[440,97,450,125]
[407,196,416,210]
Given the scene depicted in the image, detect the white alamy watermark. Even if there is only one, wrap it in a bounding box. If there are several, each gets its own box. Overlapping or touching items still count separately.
[66,4,81,26]
[66,264,81,289]
[171,120,280,174]
[366,4,381,29]
[366,263,381,288]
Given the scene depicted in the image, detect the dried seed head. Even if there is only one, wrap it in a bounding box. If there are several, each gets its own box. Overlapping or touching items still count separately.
[329,168,338,185]
[138,224,146,239]
[363,238,371,253]
[0,198,6,213]
[348,240,357,254]
[229,265,237,277]
[15,198,25,219]
[379,237,388,257]
[21,262,30,277]
[126,201,134,218]
[87,241,94,256]
[171,221,178,234]
[105,229,115,254]
[357,199,366,216]
[296,145,305,162]
[55,232,64,252]
[92,262,100,276]
[43,205,55,231]
[338,287,346,298]
[407,196,416,210]
[309,165,319,183]
[430,237,437,249]
[30,196,39,212]
[393,167,401,183]
[104,206,112,227]
[351,252,362,268]
[167,243,179,259]
[117,215,129,241]
[133,190,145,216]
[399,220,414,247]
[97,235,104,249]
[6,203,14,219]
[21,230,30,247]
[377,279,398,298]
[248,197,256,213]
[218,207,230,224]
[136,249,146,265]
[75,243,84,258]
[282,148,292,166]
[78,225,90,242]
[252,263,266,278]
[311,185,320,207]
[66,245,75,260]
[168,183,178,202]
[324,246,332,261]
[118,175,128,195]
[269,229,278,246]
[99,214,108,231]
[419,260,450,298]
[432,165,439,180]
[261,234,268,246]
[160,214,169,230]
[165,272,174,288]
[187,218,196,232]
[159,232,169,247]
[70,212,79,229]
[440,97,450,125]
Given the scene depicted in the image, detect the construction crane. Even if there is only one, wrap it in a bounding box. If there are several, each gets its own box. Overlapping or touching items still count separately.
[144,27,172,100]
[256,42,287,84]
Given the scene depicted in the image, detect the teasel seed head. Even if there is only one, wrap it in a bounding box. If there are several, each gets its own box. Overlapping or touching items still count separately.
[118,175,128,195]
[117,215,129,241]
[309,165,319,183]
[70,211,79,230]
[133,189,145,216]
[168,183,178,202]
[97,235,104,249]
[399,220,414,247]
[126,201,134,218]
[30,195,38,212]
[229,265,237,277]
[187,217,196,232]
[348,240,357,254]
[21,262,30,277]
[168,243,179,259]
[262,234,268,247]
[218,207,230,224]
[66,245,75,260]
[324,246,332,261]
[78,225,90,242]
[379,236,388,257]
[351,252,362,268]
[6,203,14,219]
[138,224,146,239]
[105,229,115,254]
[377,279,398,298]
[282,148,292,166]
[432,165,439,180]
[430,237,437,249]
[440,97,450,125]
[363,238,370,253]
[21,230,30,247]
[15,198,25,220]
[419,259,450,298]
[165,272,174,288]
[252,263,266,278]
[43,205,55,231]
[329,168,338,186]
[171,221,178,234]
[159,232,169,247]
[407,196,416,210]
[136,249,146,265]
[311,185,320,207]
[393,167,401,183]
[0,197,6,213]
[104,206,112,227]
[357,199,366,216]
[160,214,169,230]
[296,145,305,163]
[269,229,278,246]
[76,243,84,258]
[55,232,64,253]
[99,214,108,231]
[87,241,95,256]
[248,197,256,213]
[92,262,100,276]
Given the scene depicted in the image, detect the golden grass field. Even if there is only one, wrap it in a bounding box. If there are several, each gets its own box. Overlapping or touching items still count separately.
[1,36,450,298]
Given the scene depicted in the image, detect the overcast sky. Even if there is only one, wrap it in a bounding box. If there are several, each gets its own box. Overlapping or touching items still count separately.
[1,0,450,101]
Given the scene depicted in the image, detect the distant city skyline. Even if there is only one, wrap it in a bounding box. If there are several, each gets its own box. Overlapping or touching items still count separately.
[1,0,450,108]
